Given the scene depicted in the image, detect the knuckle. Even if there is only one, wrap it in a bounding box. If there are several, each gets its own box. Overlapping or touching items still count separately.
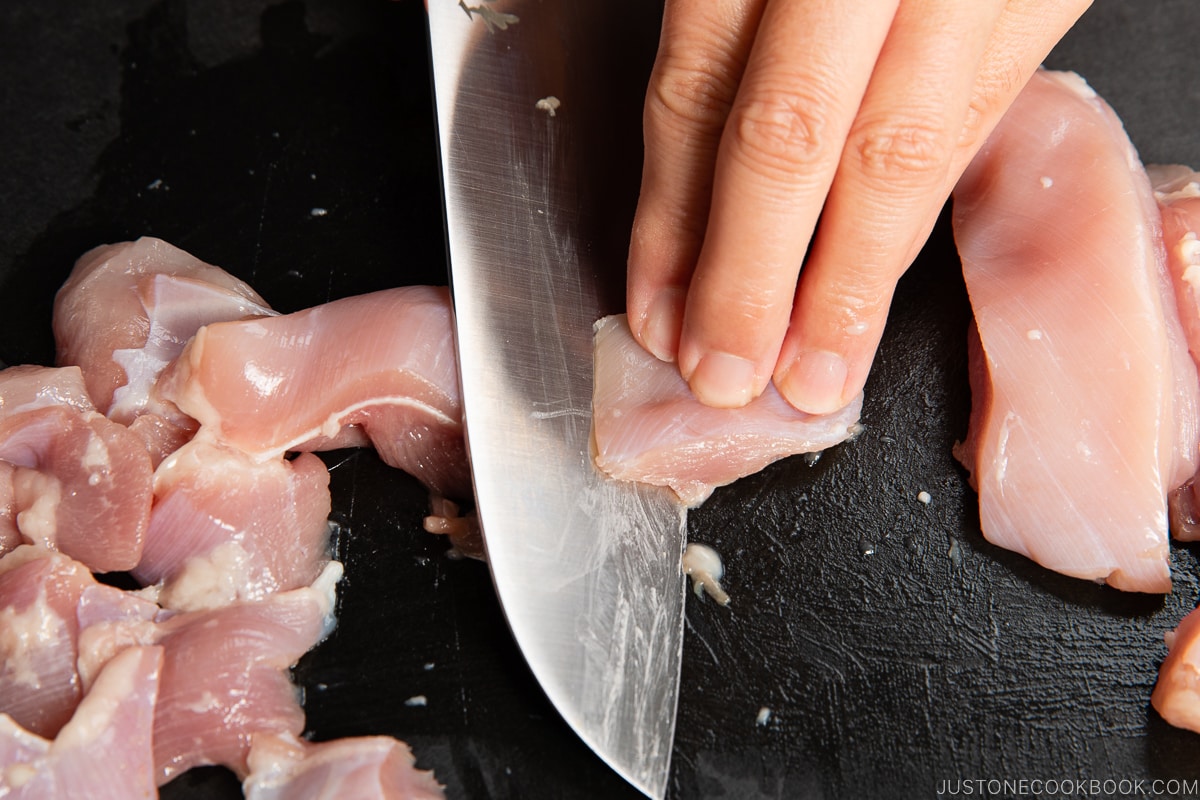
[960,58,1026,149]
[646,54,738,133]
[726,86,835,179]
[849,115,953,185]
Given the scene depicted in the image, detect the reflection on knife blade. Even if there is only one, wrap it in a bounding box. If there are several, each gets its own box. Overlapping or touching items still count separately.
[427,0,687,796]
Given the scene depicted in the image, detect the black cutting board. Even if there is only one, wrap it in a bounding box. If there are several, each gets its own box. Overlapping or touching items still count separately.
[2,1,1200,798]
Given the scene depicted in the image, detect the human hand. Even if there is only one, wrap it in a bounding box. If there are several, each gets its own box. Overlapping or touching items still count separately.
[627,0,1092,412]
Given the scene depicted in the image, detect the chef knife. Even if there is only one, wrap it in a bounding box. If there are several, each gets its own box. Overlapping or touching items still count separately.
[425,1,687,798]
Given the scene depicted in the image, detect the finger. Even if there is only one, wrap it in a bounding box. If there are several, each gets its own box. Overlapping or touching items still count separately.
[675,0,901,408]
[897,0,1095,266]
[775,0,1091,414]
[943,0,1094,189]
[627,0,764,363]
[774,0,1005,414]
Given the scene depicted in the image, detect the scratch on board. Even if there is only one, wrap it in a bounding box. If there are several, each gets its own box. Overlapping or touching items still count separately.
[792,608,867,679]
[250,159,276,283]
[685,612,721,670]
[920,663,936,743]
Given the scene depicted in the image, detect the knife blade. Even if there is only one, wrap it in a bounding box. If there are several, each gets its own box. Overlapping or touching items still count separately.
[425,1,687,798]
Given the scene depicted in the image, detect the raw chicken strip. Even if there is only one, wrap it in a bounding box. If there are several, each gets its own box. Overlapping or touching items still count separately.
[243,732,445,800]
[160,286,470,497]
[134,440,332,612]
[951,70,1200,593]
[53,236,275,423]
[0,405,153,573]
[0,645,161,799]
[592,314,863,506]
[1151,605,1200,732]
[152,562,341,784]
[1150,165,1200,541]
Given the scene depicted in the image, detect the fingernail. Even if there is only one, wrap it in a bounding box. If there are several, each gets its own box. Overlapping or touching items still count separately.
[777,350,848,414]
[688,351,759,408]
[640,288,685,363]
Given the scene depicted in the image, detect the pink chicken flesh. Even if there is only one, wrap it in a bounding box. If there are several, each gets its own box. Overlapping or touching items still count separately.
[592,314,863,507]
[0,405,153,573]
[159,285,469,497]
[1152,605,1200,732]
[951,70,1200,593]
[243,732,445,800]
[0,645,162,800]
[0,550,97,739]
[1150,164,1200,541]
[149,573,338,784]
[134,441,332,612]
[0,366,98,555]
[53,237,275,424]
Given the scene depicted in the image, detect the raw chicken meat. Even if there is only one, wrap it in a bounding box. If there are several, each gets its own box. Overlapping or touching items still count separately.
[3,237,460,794]
[160,286,470,497]
[134,440,332,612]
[1150,165,1200,541]
[0,645,162,799]
[243,732,444,799]
[592,314,863,506]
[0,546,341,788]
[0,367,97,555]
[1151,164,1200,363]
[0,548,160,740]
[0,405,153,572]
[53,236,275,424]
[151,562,340,784]
[0,549,96,738]
[1152,605,1200,732]
[951,70,1200,593]
[0,365,95,418]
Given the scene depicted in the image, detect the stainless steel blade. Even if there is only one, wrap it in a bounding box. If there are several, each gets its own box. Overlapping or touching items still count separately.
[426,1,686,798]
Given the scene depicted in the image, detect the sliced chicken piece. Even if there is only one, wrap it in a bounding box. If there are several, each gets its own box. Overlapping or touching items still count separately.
[1152,603,1200,733]
[0,645,162,799]
[0,548,161,739]
[951,70,1200,593]
[1150,164,1200,541]
[53,236,275,424]
[592,314,862,507]
[160,286,469,497]
[243,732,444,800]
[134,440,332,612]
[0,406,153,573]
[0,550,95,738]
[151,563,341,784]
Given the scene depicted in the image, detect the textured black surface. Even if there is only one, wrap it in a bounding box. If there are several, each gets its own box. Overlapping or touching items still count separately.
[3,1,1200,798]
